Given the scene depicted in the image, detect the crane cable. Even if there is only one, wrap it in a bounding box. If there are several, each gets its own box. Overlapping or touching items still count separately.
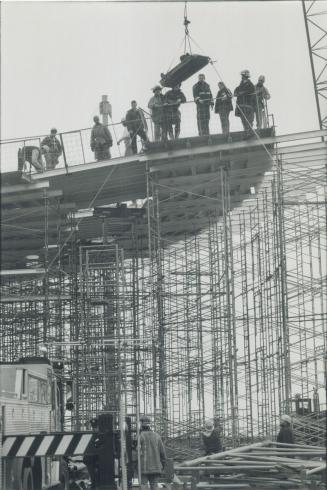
[183,1,192,55]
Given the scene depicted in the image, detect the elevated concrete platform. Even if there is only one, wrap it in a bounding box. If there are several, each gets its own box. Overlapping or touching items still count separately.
[1,129,326,269]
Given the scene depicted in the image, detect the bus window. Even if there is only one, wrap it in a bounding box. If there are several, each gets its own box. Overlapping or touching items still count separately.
[0,367,17,399]
[15,369,23,399]
[39,380,48,404]
[28,376,38,402]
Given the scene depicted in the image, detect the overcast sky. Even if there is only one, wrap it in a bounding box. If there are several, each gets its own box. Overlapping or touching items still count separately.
[0,0,321,168]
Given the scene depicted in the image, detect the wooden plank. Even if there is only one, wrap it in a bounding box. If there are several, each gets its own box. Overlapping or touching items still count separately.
[1,189,63,205]
[1,181,49,194]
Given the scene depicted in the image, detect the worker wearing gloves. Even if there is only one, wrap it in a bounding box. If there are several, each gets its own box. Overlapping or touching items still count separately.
[193,73,213,136]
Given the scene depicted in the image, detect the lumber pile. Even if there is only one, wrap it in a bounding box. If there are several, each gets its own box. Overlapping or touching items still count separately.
[175,441,326,490]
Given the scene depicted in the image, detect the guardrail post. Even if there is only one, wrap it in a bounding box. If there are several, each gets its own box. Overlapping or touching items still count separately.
[59,133,69,175]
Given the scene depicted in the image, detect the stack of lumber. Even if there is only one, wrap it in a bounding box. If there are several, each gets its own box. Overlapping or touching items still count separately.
[175,441,326,490]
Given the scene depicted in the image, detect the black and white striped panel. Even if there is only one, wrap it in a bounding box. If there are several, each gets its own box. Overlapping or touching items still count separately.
[2,432,96,458]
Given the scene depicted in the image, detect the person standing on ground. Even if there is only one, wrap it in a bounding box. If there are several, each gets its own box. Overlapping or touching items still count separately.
[139,415,166,490]
[193,74,213,136]
[202,420,222,455]
[234,70,256,138]
[255,75,271,129]
[277,415,295,444]
[148,86,167,142]
[90,115,113,161]
[125,100,149,154]
[214,81,233,140]
[41,128,62,169]
[164,84,186,139]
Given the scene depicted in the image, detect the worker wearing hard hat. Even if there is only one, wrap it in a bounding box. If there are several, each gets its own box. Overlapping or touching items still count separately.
[125,100,149,154]
[202,420,222,455]
[139,415,166,490]
[255,75,271,129]
[277,414,295,444]
[234,70,256,139]
[193,73,214,136]
[41,128,62,170]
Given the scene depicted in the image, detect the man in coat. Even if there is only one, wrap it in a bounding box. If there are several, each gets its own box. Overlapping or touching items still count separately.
[201,420,222,455]
[277,414,295,444]
[139,415,166,490]
[41,128,62,170]
[214,81,233,139]
[255,75,271,129]
[234,70,256,138]
[164,84,186,139]
[193,73,213,136]
[90,115,113,161]
[125,100,149,154]
[148,86,167,142]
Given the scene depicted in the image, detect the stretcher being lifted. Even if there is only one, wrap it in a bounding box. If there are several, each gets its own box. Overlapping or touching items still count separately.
[160,53,211,88]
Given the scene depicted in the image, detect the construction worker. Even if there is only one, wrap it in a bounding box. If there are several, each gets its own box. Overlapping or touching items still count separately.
[17,146,44,173]
[255,75,271,129]
[125,100,149,154]
[234,70,256,138]
[214,81,233,140]
[41,128,62,170]
[164,84,186,139]
[117,119,133,156]
[202,420,222,455]
[83,417,100,489]
[90,115,113,161]
[148,86,167,142]
[277,415,295,444]
[139,415,166,490]
[193,73,213,136]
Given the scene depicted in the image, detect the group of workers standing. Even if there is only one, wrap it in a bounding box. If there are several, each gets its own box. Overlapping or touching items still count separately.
[17,70,270,171]
[92,68,270,161]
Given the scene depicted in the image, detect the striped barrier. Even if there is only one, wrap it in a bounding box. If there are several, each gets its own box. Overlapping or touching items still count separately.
[2,432,102,458]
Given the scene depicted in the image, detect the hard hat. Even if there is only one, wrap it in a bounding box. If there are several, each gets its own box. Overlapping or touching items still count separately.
[152,85,162,92]
[50,127,57,134]
[258,75,265,82]
[240,69,250,77]
[281,414,292,424]
[205,420,214,429]
[140,415,151,425]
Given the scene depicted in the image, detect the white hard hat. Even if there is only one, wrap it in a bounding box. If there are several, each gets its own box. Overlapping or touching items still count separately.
[205,420,214,429]
[281,414,292,424]
[241,69,250,77]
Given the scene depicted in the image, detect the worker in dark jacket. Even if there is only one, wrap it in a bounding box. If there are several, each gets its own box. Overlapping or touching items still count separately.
[234,70,256,138]
[125,100,149,154]
[41,128,62,170]
[201,420,222,455]
[164,84,186,139]
[139,415,166,490]
[148,86,167,142]
[214,81,233,139]
[277,415,295,444]
[193,74,213,136]
[90,116,113,161]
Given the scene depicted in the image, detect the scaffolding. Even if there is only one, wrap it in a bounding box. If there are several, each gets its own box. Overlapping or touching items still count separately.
[1,134,326,452]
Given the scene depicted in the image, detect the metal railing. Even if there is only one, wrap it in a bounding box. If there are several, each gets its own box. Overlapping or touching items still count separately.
[0,96,272,175]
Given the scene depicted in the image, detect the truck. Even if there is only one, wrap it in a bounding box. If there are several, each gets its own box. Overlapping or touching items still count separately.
[0,356,71,490]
